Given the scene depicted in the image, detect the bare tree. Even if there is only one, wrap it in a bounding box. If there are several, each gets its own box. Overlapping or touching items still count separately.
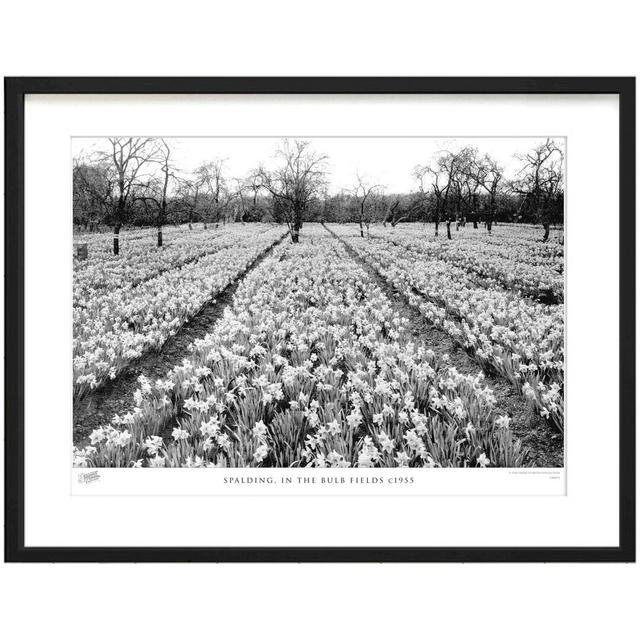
[135,139,177,247]
[450,147,502,232]
[415,164,441,236]
[96,137,158,254]
[473,153,503,234]
[73,157,114,231]
[190,164,211,228]
[351,173,384,238]
[178,160,237,229]
[256,139,328,243]
[235,172,267,223]
[415,150,459,239]
[513,139,564,241]
[172,175,201,230]
[447,146,480,230]
[384,195,421,228]
[364,192,387,237]
[234,179,251,223]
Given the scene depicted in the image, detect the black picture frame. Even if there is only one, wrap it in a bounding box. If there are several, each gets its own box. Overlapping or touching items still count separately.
[4,76,636,563]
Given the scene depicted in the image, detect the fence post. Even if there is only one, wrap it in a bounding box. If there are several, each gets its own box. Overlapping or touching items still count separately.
[75,243,88,261]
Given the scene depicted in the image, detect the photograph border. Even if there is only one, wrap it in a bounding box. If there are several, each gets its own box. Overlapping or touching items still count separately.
[4,76,635,562]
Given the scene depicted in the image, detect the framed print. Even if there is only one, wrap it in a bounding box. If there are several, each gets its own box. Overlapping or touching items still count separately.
[4,76,635,562]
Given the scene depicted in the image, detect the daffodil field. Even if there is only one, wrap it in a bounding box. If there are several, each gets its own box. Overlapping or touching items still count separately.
[73,224,286,398]
[73,222,564,468]
[327,224,565,432]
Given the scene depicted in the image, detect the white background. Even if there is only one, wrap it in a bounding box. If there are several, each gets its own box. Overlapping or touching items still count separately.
[1,1,638,639]
[26,94,605,546]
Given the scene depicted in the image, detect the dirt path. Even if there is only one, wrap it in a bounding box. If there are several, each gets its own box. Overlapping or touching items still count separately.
[323,225,563,467]
[73,234,287,446]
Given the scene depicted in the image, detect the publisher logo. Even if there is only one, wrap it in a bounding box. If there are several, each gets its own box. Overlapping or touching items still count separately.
[78,470,101,484]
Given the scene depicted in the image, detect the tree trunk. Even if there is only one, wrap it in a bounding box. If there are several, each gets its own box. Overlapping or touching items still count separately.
[446,220,452,240]
[542,223,550,242]
[488,195,496,235]
[434,221,439,236]
[113,223,121,255]
[359,220,364,238]
[291,205,303,242]
[157,229,163,247]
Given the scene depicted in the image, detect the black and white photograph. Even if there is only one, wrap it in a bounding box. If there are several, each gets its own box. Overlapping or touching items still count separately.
[4,75,634,567]
[72,135,565,470]
[3,1,638,635]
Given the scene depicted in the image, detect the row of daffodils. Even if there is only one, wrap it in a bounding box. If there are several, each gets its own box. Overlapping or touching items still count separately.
[328,225,564,432]
[74,227,526,468]
[74,222,216,252]
[73,225,286,398]
[74,224,280,303]
[370,224,564,302]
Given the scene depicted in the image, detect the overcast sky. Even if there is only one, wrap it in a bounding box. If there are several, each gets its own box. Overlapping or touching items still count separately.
[73,136,565,195]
